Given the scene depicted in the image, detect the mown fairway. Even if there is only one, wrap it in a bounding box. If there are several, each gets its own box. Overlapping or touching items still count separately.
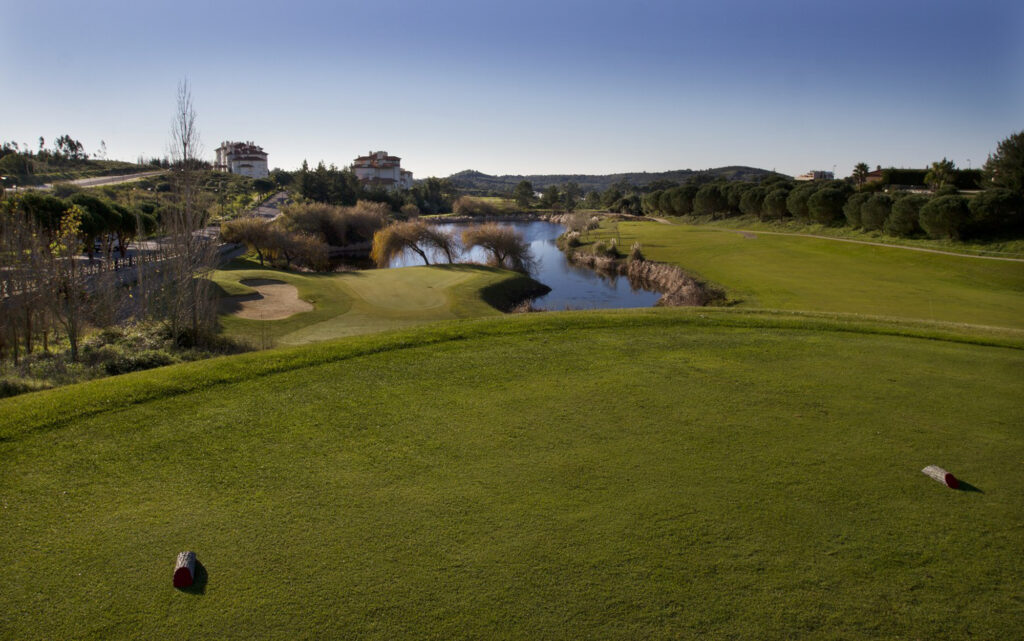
[212,259,538,346]
[2,311,1021,639]
[606,221,1024,328]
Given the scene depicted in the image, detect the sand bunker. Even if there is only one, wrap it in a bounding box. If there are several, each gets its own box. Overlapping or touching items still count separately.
[224,279,313,320]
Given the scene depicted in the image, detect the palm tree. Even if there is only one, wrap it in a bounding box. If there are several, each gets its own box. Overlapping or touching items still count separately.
[925,158,956,191]
[852,162,870,186]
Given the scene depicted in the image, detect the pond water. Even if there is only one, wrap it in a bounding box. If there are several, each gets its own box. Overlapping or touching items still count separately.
[386,220,661,310]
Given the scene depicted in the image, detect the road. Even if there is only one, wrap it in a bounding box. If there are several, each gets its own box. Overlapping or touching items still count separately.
[6,170,167,193]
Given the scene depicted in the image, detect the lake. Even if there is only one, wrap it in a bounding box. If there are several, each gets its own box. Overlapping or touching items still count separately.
[386,220,661,310]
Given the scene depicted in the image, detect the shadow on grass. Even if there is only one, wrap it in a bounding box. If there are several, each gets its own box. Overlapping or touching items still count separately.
[176,560,208,595]
[956,480,984,493]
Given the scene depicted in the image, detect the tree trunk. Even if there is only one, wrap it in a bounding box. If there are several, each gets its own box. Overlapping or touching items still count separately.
[24,309,32,355]
[173,551,196,588]
[922,465,959,489]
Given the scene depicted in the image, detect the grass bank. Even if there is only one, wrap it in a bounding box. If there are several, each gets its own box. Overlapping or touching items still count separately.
[1,310,1021,639]
[592,221,1024,329]
[662,213,1024,257]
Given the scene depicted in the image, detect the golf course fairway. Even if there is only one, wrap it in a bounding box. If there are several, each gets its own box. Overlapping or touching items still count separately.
[1,310,1021,639]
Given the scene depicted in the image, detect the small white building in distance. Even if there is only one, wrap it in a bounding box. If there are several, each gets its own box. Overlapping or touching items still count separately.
[353,151,414,189]
[795,170,835,181]
[214,141,269,179]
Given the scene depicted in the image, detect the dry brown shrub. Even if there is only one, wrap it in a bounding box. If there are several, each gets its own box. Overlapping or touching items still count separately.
[453,196,499,217]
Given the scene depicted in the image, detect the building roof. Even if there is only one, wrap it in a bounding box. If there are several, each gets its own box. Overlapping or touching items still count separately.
[218,141,267,157]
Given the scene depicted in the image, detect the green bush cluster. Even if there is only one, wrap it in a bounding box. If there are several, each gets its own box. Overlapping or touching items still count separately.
[641,177,1023,240]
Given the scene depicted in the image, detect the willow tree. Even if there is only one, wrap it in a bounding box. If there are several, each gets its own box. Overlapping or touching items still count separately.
[371,220,456,267]
[461,223,534,273]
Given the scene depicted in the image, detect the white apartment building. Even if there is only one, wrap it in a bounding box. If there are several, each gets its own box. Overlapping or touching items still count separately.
[214,141,269,179]
[352,151,414,189]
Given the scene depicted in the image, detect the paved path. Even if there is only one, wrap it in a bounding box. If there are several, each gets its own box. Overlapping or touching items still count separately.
[250,191,290,220]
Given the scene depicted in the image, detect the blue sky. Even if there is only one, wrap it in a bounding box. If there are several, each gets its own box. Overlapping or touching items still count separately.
[2,0,1021,180]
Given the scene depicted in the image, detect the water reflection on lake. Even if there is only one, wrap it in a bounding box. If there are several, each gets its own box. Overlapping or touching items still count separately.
[386,220,661,310]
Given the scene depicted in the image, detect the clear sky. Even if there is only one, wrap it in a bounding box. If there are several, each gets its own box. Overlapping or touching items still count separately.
[2,0,1021,180]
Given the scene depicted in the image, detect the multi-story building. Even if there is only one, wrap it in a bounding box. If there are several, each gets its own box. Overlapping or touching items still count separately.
[352,151,414,189]
[214,141,269,179]
[795,170,835,182]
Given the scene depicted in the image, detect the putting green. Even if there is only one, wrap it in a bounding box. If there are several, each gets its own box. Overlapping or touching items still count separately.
[212,259,540,346]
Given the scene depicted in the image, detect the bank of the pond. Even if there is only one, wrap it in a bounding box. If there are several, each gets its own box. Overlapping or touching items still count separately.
[563,247,727,307]
[388,219,663,310]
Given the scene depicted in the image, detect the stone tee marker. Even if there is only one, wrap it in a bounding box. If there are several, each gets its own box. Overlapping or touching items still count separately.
[173,551,197,588]
[922,465,959,489]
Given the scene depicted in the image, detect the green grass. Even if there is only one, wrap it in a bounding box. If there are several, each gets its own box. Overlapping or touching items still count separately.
[211,258,543,347]
[1,310,1021,639]
[599,221,1024,329]
[663,213,1024,257]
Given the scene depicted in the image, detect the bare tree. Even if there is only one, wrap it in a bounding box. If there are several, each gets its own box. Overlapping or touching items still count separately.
[158,79,219,343]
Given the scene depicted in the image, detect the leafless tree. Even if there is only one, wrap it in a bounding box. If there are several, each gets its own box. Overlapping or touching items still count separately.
[156,79,219,343]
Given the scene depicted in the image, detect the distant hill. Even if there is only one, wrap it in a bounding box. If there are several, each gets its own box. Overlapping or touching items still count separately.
[446,166,783,195]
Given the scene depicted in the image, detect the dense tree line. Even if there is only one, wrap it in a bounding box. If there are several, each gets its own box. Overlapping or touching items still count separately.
[293,161,458,215]
[641,175,1022,240]
[637,132,1024,240]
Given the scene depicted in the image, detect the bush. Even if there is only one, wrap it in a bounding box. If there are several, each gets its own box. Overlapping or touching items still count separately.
[739,186,767,218]
[843,192,870,228]
[885,194,927,237]
[0,376,53,399]
[103,349,176,376]
[860,193,893,231]
[563,231,581,247]
[693,184,727,217]
[968,188,1024,236]
[593,238,619,258]
[807,187,848,225]
[786,182,819,220]
[762,188,790,220]
[919,195,970,239]
[628,242,645,262]
[453,196,499,217]
[280,200,387,246]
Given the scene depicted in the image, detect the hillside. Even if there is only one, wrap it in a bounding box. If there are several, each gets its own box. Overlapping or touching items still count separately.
[1,310,1021,639]
[446,166,780,195]
[0,154,153,187]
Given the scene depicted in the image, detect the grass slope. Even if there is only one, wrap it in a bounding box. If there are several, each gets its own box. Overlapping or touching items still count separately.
[212,259,539,347]
[605,221,1024,328]
[1,310,1021,639]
